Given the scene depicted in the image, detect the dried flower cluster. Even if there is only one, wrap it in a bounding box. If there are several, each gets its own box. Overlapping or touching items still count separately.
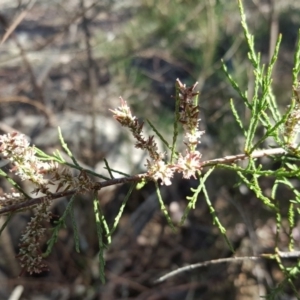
[284,80,300,148]
[17,202,52,275]
[0,132,95,274]
[52,169,95,194]
[111,79,204,185]
[0,132,55,273]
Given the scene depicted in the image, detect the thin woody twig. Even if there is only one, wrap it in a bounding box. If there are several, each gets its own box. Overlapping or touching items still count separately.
[80,0,98,164]
[276,251,300,258]
[155,250,300,283]
[0,174,147,215]
[0,9,46,106]
[154,256,260,283]
[0,96,54,124]
[201,147,287,167]
[0,0,36,45]
[0,147,289,215]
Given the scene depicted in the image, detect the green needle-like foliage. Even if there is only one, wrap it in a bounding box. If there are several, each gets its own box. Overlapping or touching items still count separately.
[1,1,300,297]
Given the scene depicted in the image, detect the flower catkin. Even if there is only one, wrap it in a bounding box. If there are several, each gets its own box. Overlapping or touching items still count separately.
[173,79,204,178]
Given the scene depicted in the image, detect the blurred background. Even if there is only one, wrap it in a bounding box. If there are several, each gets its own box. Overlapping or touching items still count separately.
[0,0,300,299]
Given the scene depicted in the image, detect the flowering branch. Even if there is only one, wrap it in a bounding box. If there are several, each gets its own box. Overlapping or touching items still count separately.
[0,147,288,216]
[110,79,205,185]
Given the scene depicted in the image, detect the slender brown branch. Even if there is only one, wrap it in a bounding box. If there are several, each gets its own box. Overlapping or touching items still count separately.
[0,96,54,124]
[0,147,288,215]
[0,0,36,45]
[0,174,147,215]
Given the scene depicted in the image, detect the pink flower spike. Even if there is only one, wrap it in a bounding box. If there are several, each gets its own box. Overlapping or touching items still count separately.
[176,151,202,179]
